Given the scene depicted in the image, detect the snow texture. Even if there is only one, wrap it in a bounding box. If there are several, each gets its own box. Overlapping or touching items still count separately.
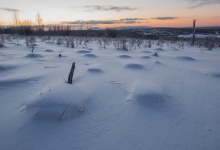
[0,38,220,150]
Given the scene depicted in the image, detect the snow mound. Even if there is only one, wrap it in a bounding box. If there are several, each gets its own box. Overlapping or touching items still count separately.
[125,63,144,69]
[25,54,43,58]
[84,54,97,57]
[172,48,179,50]
[142,51,152,53]
[211,72,220,77]
[45,49,54,52]
[0,75,40,85]
[128,81,164,103]
[116,48,128,51]
[44,66,58,69]
[46,42,54,44]
[155,61,163,65]
[0,64,17,70]
[155,48,164,51]
[141,56,151,59]
[77,50,91,53]
[177,56,195,61]
[22,83,89,120]
[197,69,220,78]
[87,68,103,73]
[118,55,131,58]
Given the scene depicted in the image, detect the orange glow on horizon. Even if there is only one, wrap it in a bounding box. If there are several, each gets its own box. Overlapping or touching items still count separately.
[1,18,219,28]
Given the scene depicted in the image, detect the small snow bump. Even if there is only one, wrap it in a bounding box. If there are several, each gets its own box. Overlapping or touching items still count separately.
[77,50,91,53]
[176,56,196,61]
[84,54,97,57]
[118,55,131,58]
[87,68,103,73]
[141,56,151,59]
[155,48,164,51]
[142,51,152,53]
[44,66,58,69]
[125,63,144,69]
[25,54,43,58]
[45,49,54,52]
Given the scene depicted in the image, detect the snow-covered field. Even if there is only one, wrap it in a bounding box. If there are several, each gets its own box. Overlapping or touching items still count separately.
[0,38,220,150]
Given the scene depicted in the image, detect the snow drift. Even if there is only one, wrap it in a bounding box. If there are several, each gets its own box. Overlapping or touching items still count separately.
[127,81,164,103]
[22,83,89,120]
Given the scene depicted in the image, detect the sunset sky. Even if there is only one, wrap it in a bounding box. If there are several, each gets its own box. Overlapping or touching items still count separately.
[0,0,220,28]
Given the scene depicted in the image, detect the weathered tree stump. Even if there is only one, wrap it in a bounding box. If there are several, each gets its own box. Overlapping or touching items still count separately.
[192,19,196,45]
[68,62,75,84]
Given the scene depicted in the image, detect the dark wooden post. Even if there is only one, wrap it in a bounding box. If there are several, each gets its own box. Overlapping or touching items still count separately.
[192,19,196,45]
[68,62,75,84]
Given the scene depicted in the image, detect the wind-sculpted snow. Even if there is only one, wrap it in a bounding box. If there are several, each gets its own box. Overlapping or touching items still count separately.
[118,55,131,58]
[1,37,220,150]
[127,81,164,103]
[44,66,59,69]
[196,69,220,78]
[22,83,89,120]
[172,48,179,50]
[155,48,164,51]
[155,61,164,65]
[84,54,97,57]
[142,50,152,53]
[45,49,54,52]
[141,56,151,59]
[0,64,17,70]
[25,54,44,58]
[77,50,92,53]
[176,56,196,61]
[87,68,103,73]
[124,63,144,69]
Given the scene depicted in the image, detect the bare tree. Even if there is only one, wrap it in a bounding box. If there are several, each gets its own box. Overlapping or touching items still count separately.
[36,12,44,36]
[11,11,20,26]
[36,12,43,26]
[20,20,33,36]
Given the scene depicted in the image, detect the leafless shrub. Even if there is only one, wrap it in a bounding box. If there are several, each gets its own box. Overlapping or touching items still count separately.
[128,38,137,50]
[70,37,75,48]
[102,37,111,49]
[84,38,89,48]
[0,36,5,47]
[113,38,128,50]
[26,36,36,46]
[120,38,128,50]
[156,36,165,48]
[196,37,218,50]
[136,39,143,49]
[113,38,119,49]
[178,40,184,49]
[97,38,102,48]
[56,37,63,45]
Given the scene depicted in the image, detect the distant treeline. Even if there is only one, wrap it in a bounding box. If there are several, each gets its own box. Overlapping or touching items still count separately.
[2,25,219,41]
[0,25,178,40]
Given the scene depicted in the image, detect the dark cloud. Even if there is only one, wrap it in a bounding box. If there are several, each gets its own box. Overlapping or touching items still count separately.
[187,0,220,9]
[120,18,147,21]
[61,18,148,25]
[0,7,19,12]
[62,20,115,25]
[151,17,178,20]
[72,5,137,12]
